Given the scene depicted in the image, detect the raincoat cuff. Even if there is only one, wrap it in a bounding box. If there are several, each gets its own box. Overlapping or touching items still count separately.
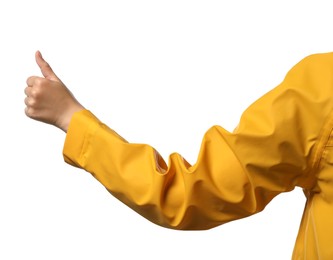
[63,109,100,168]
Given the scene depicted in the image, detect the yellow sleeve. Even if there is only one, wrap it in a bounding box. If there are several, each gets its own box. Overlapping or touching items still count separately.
[63,52,333,230]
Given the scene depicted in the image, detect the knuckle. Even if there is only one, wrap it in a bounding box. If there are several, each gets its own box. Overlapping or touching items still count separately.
[33,84,44,97]
[31,78,47,90]
[34,77,43,86]
[25,107,34,118]
[24,97,29,106]
[25,96,37,107]
[26,76,43,87]
[30,88,38,98]
[26,76,34,86]
[29,98,36,107]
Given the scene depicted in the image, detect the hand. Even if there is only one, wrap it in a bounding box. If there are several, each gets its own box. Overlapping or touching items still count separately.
[24,51,85,132]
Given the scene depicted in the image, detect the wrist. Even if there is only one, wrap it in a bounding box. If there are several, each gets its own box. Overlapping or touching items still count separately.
[59,104,85,132]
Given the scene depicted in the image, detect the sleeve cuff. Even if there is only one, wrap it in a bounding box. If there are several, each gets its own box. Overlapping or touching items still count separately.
[62,109,100,168]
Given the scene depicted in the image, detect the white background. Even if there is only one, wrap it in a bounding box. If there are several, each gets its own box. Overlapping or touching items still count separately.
[1,1,333,259]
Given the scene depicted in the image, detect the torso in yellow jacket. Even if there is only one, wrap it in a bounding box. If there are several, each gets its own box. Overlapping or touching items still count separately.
[63,52,333,259]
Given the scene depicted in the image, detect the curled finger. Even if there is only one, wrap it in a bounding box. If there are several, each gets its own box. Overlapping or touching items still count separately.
[24,86,32,96]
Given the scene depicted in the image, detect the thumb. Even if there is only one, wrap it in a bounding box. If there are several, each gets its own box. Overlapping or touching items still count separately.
[35,50,60,81]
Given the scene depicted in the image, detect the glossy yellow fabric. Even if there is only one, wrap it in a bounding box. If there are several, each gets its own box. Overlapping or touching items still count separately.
[63,52,333,259]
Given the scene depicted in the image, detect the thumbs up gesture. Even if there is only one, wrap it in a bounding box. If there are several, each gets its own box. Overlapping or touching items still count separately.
[24,51,84,132]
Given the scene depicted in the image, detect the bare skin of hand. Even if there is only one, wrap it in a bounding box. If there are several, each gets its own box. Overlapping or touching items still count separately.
[24,51,85,132]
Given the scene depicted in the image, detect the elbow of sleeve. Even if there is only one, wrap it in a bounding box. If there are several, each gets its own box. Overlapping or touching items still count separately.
[117,136,263,230]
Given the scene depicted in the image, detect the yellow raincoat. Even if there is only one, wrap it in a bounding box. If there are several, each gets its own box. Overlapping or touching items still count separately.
[63,52,333,259]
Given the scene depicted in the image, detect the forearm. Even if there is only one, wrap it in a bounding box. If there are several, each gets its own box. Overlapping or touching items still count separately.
[63,110,259,229]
